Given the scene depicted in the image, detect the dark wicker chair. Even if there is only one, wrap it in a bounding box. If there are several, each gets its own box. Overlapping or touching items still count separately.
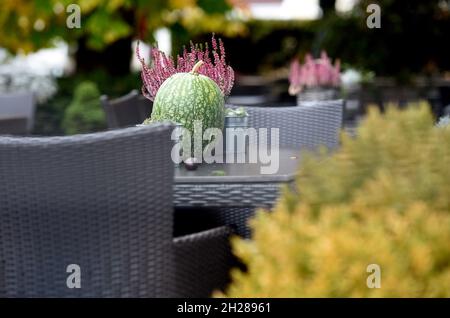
[0,117,28,135]
[244,99,345,150]
[222,100,345,238]
[101,90,153,129]
[0,92,36,134]
[174,226,233,297]
[137,94,153,121]
[0,124,232,297]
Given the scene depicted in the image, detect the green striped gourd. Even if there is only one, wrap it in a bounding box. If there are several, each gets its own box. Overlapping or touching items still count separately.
[149,61,225,143]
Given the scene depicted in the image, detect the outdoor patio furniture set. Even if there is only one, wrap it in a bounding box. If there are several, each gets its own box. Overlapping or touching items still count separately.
[0,93,344,297]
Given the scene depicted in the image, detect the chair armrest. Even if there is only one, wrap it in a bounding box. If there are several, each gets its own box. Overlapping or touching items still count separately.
[173,226,234,297]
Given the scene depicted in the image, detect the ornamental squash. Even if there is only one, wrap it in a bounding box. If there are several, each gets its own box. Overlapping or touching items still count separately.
[149,61,225,141]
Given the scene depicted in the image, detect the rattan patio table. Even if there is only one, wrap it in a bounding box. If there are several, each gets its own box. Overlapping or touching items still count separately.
[174,148,300,208]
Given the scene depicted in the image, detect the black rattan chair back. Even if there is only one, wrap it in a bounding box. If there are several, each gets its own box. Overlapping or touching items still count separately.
[0,124,174,297]
[245,100,344,150]
[0,117,28,135]
[101,90,153,129]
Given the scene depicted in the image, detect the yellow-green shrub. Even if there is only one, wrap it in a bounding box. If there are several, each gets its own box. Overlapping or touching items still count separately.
[223,102,450,297]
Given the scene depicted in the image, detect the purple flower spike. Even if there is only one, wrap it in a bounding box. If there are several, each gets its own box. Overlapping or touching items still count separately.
[137,35,235,101]
[288,51,341,96]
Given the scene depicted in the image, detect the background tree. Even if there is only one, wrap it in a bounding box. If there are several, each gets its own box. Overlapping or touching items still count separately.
[0,0,246,75]
[317,0,450,79]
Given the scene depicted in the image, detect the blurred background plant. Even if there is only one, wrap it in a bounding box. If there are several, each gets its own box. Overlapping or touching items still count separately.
[1,0,450,134]
[0,44,58,104]
[62,81,105,135]
[0,68,57,104]
[221,102,450,297]
[0,0,245,134]
[288,51,340,95]
[0,0,245,75]
[3,1,448,80]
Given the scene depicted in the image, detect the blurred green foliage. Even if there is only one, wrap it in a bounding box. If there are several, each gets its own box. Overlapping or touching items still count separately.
[62,80,105,135]
[9,0,450,135]
[317,0,450,78]
[3,0,447,78]
[0,0,245,53]
[190,20,316,74]
[34,71,141,135]
[191,1,450,78]
[222,102,450,297]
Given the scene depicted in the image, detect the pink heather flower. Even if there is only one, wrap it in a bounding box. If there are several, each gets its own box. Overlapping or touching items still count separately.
[288,51,341,95]
[137,35,234,101]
